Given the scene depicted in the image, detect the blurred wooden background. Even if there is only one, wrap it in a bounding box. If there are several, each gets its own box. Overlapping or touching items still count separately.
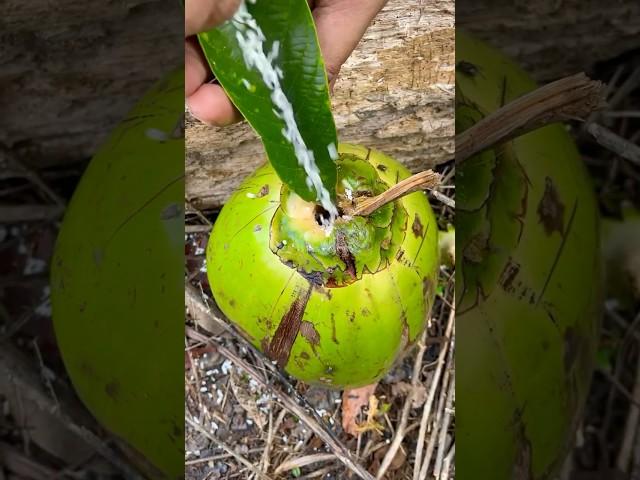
[1,0,182,168]
[5,0,639,207]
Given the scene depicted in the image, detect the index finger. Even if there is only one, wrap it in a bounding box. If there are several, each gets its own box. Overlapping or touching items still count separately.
[185,0,241,37]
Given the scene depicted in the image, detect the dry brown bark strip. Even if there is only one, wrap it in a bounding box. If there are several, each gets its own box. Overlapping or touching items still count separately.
[349,170,441,217]
[456,73,606,164]
[350,74,604,217]
[266,285,313,368]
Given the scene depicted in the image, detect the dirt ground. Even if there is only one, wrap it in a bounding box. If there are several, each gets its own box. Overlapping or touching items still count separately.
[184,163,455,480]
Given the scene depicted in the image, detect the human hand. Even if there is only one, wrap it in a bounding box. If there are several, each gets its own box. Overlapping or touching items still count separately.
[185,0,243,126]
[185,0,389,126]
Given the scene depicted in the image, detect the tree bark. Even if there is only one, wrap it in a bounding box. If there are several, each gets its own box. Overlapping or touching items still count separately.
[185,0,455,210]
[1,0,182,168]
[457,0,640,82]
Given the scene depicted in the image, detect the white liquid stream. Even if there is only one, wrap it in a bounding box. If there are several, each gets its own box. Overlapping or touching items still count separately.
[231,0,339,226]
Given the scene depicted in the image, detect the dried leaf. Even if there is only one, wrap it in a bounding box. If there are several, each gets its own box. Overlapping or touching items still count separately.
[354,395,385,435]
[368,445,407,476]
[391,381,428,409]
[341,383,377,436]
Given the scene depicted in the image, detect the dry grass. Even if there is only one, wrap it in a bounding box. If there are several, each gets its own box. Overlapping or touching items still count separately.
[0,157,134,479]
[184,163,455,480]
[564,57,640,479]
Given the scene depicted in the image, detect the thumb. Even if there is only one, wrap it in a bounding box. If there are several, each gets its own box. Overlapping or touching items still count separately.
[185,0,241,37]
[312,0,388,86]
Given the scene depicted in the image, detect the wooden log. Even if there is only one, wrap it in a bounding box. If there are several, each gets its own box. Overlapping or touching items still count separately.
[1,0,182,168]
[457,0,640,82]
[185,0,455,209]
[5,0,640,181]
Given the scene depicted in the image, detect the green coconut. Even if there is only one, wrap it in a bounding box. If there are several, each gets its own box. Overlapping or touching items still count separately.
[206,143,439,388]
[456,33,601,478]
[51,69,184,479]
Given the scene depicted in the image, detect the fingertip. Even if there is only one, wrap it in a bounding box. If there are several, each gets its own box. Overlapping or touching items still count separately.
[185,0,242,36]
[185,40,210,97]
[186,83,243,127]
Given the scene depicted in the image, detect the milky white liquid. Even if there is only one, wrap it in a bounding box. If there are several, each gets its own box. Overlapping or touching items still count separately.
[231,0,338,225]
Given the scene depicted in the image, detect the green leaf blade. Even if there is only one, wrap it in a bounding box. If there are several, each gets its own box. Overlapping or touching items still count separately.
[197,0,338,203]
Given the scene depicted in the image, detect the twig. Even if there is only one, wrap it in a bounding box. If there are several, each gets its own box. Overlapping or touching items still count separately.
[417,326,454,480]
[430,190,455,209]
[581,65,625,134]
[186,417,273,480]
[605,303,640,345]
[349,170,441,217]
[0,340,144,479]
[215,343,374,480]
[1,149,66,207]
[0,440,56,480]
[586,123,640,167]
[632,370,640,479]
[559,452,574,480]
[0,205,65,223]
[186,283,225,335]
[598,367,640,409]
[618,312,640,473]
[456,73,605,164]
[415,304,455,480]
[185,199,213,225]
[186,224,212,233]
[185,447,264,465]
[602,111,640,119]
[608,67,640,111]
[423,291,456,480]
[31,338,59,410]
[260,408,286,473]
[376,330,429,479]
[433,371,455,479]
[273,454,337,475]
[440,444,455,480]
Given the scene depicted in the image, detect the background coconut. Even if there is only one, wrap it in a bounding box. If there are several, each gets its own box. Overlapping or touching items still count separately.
[456,32,601,479]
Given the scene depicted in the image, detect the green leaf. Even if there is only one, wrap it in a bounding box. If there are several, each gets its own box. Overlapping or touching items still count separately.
[197,0,338,202]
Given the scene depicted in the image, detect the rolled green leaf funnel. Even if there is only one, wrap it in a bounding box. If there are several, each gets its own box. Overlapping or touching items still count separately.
[197,0,338,215]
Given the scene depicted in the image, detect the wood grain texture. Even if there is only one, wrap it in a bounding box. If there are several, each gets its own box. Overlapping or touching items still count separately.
[1,0,182,168]
[186,0,455,209]
[458,0,640,82]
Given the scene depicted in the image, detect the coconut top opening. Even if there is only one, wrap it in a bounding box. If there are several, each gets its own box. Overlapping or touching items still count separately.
[270,154,408,288]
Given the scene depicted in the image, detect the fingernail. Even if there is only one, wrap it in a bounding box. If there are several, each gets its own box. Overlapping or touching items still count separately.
[185,99,211,126]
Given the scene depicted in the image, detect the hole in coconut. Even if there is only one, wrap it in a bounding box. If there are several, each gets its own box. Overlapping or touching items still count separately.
[314,205,332,225]
[314,204,344,225]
